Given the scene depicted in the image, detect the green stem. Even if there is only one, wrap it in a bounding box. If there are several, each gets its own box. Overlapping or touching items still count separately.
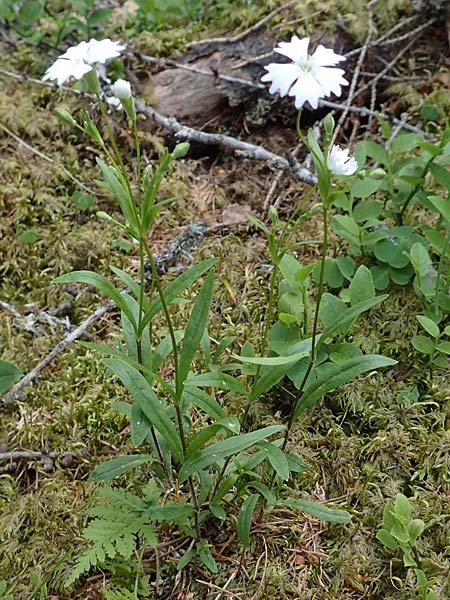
[296,109,307,146]
[132,118,142,207]
[434,228,450,315]
[142,240,201,538]
[398,156,434,224]
[143,239,180,390]
[95,92,140,227]
[281,205,329,452]
[136,244,167,477]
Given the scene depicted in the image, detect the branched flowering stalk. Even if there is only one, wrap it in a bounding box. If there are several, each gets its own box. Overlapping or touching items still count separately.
[45,40,203,538]
[261,37,359,452]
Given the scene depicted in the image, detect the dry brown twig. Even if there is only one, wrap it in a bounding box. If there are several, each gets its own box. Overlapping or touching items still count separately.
[135,100,317,185]
[0,119,96,195]
[331,0,376,146]
[187,0,300,48]
[1,223,208,406]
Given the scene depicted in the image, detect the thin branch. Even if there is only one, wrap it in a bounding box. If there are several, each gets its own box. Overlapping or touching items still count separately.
[135,100,316,185]
[0,120,96,195]
[186,0,300,47]
[1,223,208,405]
[0,450,55,462]
[332,1,375,145]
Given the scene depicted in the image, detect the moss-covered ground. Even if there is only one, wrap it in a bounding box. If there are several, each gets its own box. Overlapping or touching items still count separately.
[1,1,450,598]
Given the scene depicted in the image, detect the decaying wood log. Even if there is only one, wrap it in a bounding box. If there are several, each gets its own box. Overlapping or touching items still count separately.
[134,34,285,128]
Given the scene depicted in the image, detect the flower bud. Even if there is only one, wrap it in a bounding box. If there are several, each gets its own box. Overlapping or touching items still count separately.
[268,205,279,223]
[172,142,190,159]
[324,113,335,138]
[96,211,113,222]
[54,108,78,128]
[310,202,324,215]
[111,79,132,100]
[370,167,386,180]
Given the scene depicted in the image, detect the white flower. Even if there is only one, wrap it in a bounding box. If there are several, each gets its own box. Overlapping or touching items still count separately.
[261,36,348,110]
[327,144,358,176]
[111,79,132,100]
[43,39,126,86]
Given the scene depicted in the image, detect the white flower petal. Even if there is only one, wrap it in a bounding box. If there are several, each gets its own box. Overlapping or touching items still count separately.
[261,63,303,97]
[311,44,346,67]
[43,38,125,87]
[111,78,132,100]
[61,41,89,62]
[288,71,324,110]
[261,36,349,109]
[86,38,126,64]
[327,145,358,175]
[275,36,309,63]
[314,67,348,97]
[43,58,92,85]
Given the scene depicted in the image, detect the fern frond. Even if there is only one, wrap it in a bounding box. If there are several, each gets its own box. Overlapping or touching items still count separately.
[66,486,158,588]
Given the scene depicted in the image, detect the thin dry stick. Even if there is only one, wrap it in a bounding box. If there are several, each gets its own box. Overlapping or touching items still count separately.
[1,300,114,405]
[344,15,423,57]
[135,100,317,185]
[0,121,95,195]
[331,1,375,145]
[351,36,417,101]
[0,450,54,462]
[0,64,428,139]
[1,224,207,405]
[187,0,299,47]
[0,67,85,94]
[319,99,430,137]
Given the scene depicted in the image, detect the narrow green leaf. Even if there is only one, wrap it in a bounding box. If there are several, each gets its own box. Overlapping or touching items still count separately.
[152,330,184,372]
[96,158,137,228]
[292,355,396,421]
[238,494,260,548]
[280,499,351,523]
[186,371,247,396]
[181,386,226,420]
[196,540,218,573]
[91,454,152,480]
[110,266,142,301]
[53,270,137,330]
[103,358,183,461]
[178,270,215,390]
[187,417,240,456]
[141,258,217,330]
[179,425,284,482]
[318,296,387,350]
[249,362,296,402]
[177,548,195,571]
[257,441,290,480]
[232,349,309,366]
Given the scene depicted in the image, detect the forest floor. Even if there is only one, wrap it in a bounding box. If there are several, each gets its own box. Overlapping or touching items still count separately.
[1,1,450,599]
